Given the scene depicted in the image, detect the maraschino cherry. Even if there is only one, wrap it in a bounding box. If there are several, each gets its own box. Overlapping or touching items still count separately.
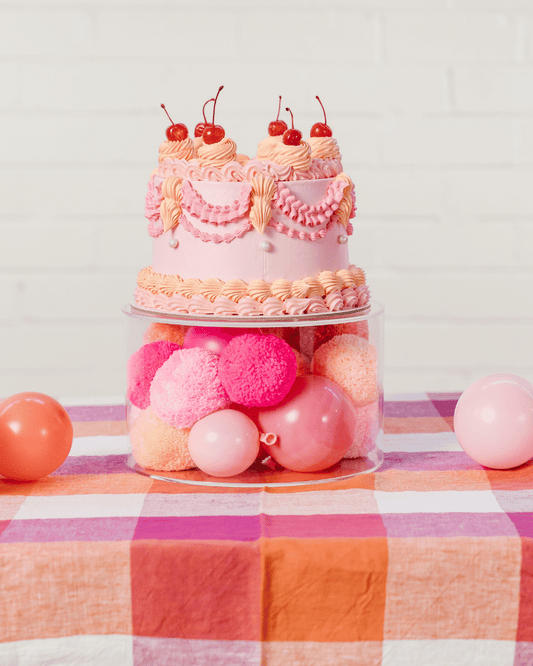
[160,103,188,141]
[202,86,226,145]
[194,97,215,138]
[310,95,333,137]
[268,96,288,137]
[282,107,302,146]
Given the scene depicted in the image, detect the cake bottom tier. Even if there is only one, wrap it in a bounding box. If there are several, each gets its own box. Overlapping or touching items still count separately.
[134,264,370,317]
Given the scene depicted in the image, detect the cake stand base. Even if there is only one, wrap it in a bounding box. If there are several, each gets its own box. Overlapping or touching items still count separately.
[126,448,383,489]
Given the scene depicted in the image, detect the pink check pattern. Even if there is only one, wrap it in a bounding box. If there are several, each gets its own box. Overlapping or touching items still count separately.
[0,394,532,665]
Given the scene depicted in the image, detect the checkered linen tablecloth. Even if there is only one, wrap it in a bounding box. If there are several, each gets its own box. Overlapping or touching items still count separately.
[0,393,532,666]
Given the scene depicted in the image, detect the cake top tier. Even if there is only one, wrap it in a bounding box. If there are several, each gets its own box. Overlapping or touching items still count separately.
[157,93,343,182]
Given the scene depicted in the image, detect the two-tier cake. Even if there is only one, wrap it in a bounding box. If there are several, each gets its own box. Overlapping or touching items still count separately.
[134,91,369,317]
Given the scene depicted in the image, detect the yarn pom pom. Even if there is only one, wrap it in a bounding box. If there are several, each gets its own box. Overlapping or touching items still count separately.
[334,320,369,341]
[218,334,297,408]
[311,334,379,408]
[292,348,309,377]
[127,340,181,409]
[129,407,195,471]
[344,400,380,458]
[143,322,187,346]
[150,347,231,429]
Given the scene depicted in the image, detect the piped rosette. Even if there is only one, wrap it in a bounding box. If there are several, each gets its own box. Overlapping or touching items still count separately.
[308,136,341,161]
[307,136,343,178]
[158,137,196,163]
[256,134,283,161]
[256,139,312,173]
[197,137,238,169]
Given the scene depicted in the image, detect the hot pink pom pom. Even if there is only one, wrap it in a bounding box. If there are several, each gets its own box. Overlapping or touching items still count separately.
[150,347,231,429]
[127,340,181,409]
[218,334,297,408]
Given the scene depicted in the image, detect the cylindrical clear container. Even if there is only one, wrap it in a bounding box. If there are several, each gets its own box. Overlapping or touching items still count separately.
[123,303,384,488]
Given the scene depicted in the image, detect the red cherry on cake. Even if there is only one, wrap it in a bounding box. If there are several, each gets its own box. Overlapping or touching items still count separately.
[310,95,333,138]
[194,97,215,138]
[268,96,288,137]
[282,107,302,146]
[203,124,226,144]
[160,103,189,141]
[202,86,226,145]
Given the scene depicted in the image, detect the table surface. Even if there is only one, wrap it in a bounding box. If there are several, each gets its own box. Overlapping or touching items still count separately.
[0,393,532,666]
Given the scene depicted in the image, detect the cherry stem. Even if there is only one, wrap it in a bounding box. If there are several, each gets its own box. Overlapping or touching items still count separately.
[212,86,224,125]
[202,98,215,124]
[316,95,327,125]
[276,96,282,121]
[285,107,294,129]
[160,103,174,125]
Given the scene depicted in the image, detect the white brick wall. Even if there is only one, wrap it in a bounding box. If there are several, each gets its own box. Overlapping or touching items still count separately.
[1,0,532,400]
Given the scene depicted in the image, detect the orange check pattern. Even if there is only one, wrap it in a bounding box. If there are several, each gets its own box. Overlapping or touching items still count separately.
[0,395,532,665]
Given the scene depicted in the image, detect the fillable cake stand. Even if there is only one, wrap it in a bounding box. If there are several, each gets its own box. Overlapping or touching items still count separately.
[123,302,384,488]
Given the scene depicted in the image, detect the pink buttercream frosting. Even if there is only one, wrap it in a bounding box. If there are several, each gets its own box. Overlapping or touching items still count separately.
[134,284,370,317]
[145,175,164,238]
[155,156,339,184]
[180,179,252,224]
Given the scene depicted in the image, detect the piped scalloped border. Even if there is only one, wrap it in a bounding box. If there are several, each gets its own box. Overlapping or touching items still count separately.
[135,265,369,317]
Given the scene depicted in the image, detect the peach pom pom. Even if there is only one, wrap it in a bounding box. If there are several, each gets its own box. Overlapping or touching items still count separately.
[127,340,181,409]
[311,334,379,408]
[344,400,380,458]
[218,333,297,408]
[143,322,188,346]
[334,320,369,341]
[150,347,231,429]
[292,347,309,377]
[130,407,195,471]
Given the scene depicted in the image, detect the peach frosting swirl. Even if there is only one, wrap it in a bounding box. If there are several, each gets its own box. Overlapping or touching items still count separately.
[197,137,238,168]
[307,136,341,160]
[261,139,312,171]
[134,278,371,316]
[137,265,366,305]
[256,135,283,161]
[158,138,195,163]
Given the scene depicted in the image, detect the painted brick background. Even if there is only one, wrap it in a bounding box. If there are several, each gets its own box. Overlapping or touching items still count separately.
[0,0,532,400]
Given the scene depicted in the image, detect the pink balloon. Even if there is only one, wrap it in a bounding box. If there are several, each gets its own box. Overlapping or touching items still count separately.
[253,375,357,472]
[187,409,260,477]
[454,373,533,469]
[183,327,257,356]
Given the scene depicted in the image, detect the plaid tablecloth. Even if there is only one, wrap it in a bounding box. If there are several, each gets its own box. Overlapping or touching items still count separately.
[0,393,532,666]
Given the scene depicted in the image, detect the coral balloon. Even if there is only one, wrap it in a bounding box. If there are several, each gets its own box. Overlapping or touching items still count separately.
[454,374,533,469]
[253,375,357,472]
[187,409,261,477]
[0,392,73,481]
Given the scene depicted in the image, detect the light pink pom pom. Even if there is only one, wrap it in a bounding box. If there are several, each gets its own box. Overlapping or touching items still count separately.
[218,333,297,408]
[150,347,231,429]
[127,340,181,409]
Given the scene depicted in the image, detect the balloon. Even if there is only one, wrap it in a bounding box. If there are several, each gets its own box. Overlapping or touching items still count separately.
[183,327,257,356]
[0,392,73,481]
[187,409,261,477]
[253,375,358,472]
[454,374,533,469]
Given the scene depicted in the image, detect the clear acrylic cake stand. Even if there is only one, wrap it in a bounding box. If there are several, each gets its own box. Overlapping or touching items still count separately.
[123,302,384,488]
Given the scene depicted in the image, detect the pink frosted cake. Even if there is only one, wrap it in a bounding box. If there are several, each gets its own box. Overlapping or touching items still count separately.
[134,92,370,317]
